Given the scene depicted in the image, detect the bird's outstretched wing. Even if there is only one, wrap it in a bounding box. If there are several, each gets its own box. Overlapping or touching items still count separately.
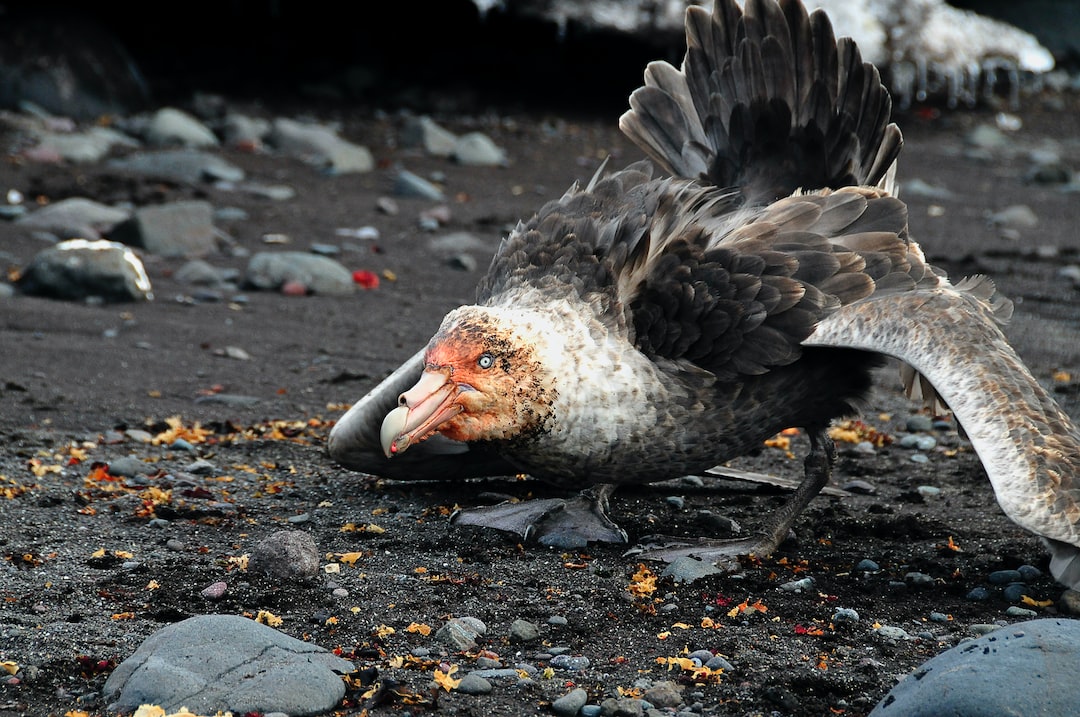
[805,279,1080,589]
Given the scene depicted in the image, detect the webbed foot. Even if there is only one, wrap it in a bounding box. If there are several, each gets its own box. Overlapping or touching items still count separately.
[450,484,627,549]
[631,428,836,575]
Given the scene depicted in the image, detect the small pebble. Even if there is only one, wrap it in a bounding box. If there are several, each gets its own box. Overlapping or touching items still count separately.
[969,623,1001,635]
[988,569,1023,585]
[929,612,950,623]
[552,687,589,717]
[165,539,185,552]
[1017,565,1042,582]
[855,559,880,572]
[454,673,492,695]
[916,485,942,499]
[665,496,685,509]
[843,481,876,496]
[905,572,934,586]
[909,453,930,464]
[1002,583,1028,603]
[550,654,590,671]
[832,608,860,624]
[509,619,540,643]
[200,581,227,600]
[966,587,991,601]
[875,625,911,641]
[705,655,734,671]
[780,577,815,592]
[547,615,568,626]
[905,415,934,432]
[1005,606,1037,618]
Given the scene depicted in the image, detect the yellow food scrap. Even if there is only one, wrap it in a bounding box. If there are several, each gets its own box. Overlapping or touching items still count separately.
[433,664,461,691]
[255,610,282,627]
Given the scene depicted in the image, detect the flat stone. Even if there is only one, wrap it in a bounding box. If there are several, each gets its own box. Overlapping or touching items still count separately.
[103,614,353,715]
[15,196,131,240]
[870,619,1080,716]
[108,149,245,185]
[112,200,218,257]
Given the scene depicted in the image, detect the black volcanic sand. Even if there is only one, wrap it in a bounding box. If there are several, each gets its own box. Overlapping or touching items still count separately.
[1,92,1079,716]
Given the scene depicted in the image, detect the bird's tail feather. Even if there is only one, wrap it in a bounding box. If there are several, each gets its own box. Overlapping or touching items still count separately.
[618,0,902,204]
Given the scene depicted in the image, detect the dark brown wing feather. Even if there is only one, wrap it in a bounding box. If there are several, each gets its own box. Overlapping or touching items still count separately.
[627,186,925,381]
[619,0,902,203]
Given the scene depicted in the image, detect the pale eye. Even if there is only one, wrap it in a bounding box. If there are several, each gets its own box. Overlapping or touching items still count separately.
[477,353,494,369]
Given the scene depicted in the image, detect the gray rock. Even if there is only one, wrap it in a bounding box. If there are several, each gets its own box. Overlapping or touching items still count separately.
[35,126,139,163]
[870,619,1080,716]
[553,687,589,717]
[108,149,245,185]
[146,107,220,148]
[15,197,131,240]
[245,251,355,296]
[270,118,373,174]
[988,204,1038,232]
[103,614,352,715]
[107,456,148,478]
[454,672,492,695]
[401,116,457,157]
[966,124,1009,151]
[174,259,229,287]
[112,200,218,257]
[17,238,153,302]
[428,231,489,254]
[644,680,683,708]
[901,178,954,199]
[435,617,483,652]
[453,131,507,166]
[599,696,644,717]
[660,555,724,582]
[223,113,271,148]
[394,169,445,200]
[247,530,320,579]
[905,414,934,432]
[509,618,540,643]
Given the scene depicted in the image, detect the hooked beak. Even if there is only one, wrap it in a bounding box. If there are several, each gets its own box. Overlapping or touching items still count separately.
[380,369,464,458]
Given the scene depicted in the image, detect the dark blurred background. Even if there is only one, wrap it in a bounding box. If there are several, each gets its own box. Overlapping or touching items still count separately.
[0,1,1077,119]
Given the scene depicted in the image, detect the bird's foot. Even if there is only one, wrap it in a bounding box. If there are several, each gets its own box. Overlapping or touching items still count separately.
[450,486,628,549]
[628,534,784,573]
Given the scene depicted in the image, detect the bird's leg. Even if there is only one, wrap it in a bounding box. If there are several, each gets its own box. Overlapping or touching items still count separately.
[635,428,836,567]
[450,483,628,549]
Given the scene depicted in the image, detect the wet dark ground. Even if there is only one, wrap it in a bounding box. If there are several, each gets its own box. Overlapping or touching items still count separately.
[1,88,1079,716]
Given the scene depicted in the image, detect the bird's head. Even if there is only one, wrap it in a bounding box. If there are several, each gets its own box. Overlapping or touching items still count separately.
[380,306,557,457]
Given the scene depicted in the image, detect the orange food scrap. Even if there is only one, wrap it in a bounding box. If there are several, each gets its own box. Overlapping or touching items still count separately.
[375,624,396,638]
[336,552,364,566]
[152,416,213,446]
[433,664,461,691]
[111,612,135,621]
[727,598,768,618]
[1021,595,1054,608]
[829,419,891,447]
[627,564,658,598]
[256,610,282,627]
[1,661,18,676]
[406,622,432,636]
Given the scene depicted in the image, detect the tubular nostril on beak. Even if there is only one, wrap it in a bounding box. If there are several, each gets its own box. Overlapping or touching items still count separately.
[398,394,408,407]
